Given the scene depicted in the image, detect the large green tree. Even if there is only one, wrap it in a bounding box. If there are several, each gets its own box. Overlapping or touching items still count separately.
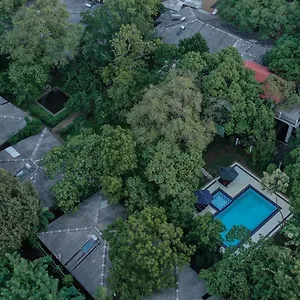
[185,213,224,270]
[127,71,214,226]
[103,207,194,300]
[128,70,214,152]
[98,125,137,204]
[197,47,276,165]
[101,24,157,123]
[263,35,300,82]
[45,130,103,211]
[217,0,300,39]
[0,169,40,255]
[0,0,25,38]
[200,239,300,300]
[45,126,137,211]
[1,0,82,103]
[0,253,84,299]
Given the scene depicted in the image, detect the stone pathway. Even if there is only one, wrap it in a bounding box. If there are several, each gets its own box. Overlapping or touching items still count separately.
[52,112,82,133]
[201,167,213,180]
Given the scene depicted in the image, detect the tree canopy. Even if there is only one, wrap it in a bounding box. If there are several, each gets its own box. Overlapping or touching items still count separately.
[45,126,137,211]
[263,35,300,83]
[0,252,84,299]
[127,70,214,226]
[103,207,194,300]
[1,0,82,103]
[0,169,40,255]
[285,147,300,217]
[194,47,276,165]
[200,239,300,300]
[217,0,300,39]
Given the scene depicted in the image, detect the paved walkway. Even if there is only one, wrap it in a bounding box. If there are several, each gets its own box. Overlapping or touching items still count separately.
[52,112,82,133]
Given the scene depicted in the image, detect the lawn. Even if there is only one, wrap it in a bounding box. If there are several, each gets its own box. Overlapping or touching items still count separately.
[203,135,265,177]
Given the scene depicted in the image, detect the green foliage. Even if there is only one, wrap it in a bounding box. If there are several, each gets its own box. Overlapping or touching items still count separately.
[95,287,111,300]
[263,35,300,82]
[217,0,300,39]
[199,47,276,165]
[185,214,224,269]
[101,24,157,123]
[8,117,42,144]
[125,176,154,214]
[99,125,137,203]
[0,253,84,299]
[200,239,300,300]
[153,43,181,68]
[1,0,82,103]
[22,101,71,127]
[63,274,74,287]
[103,207,195,300]
[178,33,209,55]
[45,130,103,211]
[178,51,208,76]
[0,169,40,255]
[261,168,290,195]
[106,0,161,37]
[128,70,214,152]
[127,71,214,226]
[285,147,300,216]
[45,125,137,210]
[0,0,25,37]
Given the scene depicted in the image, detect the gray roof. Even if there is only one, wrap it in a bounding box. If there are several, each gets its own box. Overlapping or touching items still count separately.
[0,97,27,146]
[39,193,126,297]
[155,7,273,63]
[275,104,300,128]
[144,265,211,300]
[60,0,101,23]
[0,128,61,207]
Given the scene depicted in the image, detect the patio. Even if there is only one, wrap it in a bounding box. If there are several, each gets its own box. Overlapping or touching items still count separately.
[198,162,292,244]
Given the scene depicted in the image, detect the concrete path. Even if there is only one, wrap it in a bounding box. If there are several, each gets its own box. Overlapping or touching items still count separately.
[51,112,82,133]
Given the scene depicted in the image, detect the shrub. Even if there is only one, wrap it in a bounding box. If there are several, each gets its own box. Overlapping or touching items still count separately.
[9,117,43,144]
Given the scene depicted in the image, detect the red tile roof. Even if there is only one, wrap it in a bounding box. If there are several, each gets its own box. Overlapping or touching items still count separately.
[244,60,281,103]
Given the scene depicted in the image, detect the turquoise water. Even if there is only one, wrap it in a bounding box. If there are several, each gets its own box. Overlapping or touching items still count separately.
[212,191,232,210]
[215,188,277,246]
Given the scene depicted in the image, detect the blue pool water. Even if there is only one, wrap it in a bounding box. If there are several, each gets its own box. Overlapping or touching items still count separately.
[215,187,277,246]
[212,191,232,210]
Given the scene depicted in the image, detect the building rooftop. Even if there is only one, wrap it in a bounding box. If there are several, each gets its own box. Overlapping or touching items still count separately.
[155,7,273,63]
[0,97,27,146]
[144,265,222,300]
[60,0,101,23]
[0,128,61,207]
[38,192,126,297]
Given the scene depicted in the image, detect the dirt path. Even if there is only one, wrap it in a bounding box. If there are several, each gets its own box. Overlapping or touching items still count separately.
[52,112,82,133]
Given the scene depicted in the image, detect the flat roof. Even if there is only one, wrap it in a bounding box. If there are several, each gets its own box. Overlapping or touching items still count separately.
[39,192,126,296]
[0,97,27,145]
[0,128,61,207]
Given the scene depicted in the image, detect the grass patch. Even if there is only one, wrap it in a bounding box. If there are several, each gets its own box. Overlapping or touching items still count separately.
[22,101,71,128]
[204,135,265,177]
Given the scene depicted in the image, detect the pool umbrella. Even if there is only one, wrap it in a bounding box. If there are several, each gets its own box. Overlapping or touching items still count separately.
[195,190,213,206]
[218,167,238,181]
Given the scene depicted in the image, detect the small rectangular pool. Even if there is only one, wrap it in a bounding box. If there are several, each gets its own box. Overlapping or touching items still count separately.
[215,187,277,246]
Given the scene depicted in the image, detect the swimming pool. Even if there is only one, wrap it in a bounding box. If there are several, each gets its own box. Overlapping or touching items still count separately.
[214,187,277,246]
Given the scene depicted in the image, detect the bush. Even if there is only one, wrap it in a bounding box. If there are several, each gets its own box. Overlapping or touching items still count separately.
[23,102,71,127]
[9,117,43,144]
[178,33,209,54]
[63,274,74,286]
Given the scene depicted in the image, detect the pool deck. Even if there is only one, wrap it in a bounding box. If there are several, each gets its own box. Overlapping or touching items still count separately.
[199,162,292,243]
